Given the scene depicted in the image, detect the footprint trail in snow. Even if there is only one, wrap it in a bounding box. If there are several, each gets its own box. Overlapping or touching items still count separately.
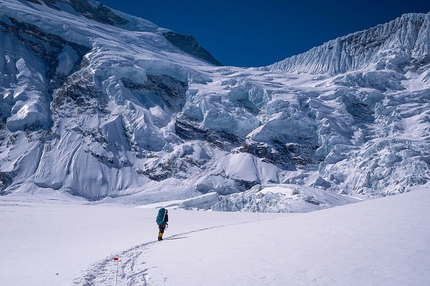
[73,225,229,286]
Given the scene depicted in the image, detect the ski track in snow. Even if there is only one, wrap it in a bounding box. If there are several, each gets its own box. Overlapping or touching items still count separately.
[73,223,244,285]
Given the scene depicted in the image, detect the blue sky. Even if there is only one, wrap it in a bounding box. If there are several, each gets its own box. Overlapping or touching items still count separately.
[99,0,430,67]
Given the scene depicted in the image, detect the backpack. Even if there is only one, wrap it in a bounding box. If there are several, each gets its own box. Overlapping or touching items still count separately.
[156,208,166,225]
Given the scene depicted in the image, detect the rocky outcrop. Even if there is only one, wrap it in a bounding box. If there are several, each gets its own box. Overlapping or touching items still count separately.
[163,31,223,66]
[30,0,129,25]
[122,74,188,113]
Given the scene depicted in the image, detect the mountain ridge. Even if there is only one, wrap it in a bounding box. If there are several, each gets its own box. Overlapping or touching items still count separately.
[268,12,430,75]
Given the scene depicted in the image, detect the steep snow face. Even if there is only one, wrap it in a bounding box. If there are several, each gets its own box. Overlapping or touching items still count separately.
[0,33,49,132]
[0,0,429,211]
[269,13,430,75]
[0,15,90,132]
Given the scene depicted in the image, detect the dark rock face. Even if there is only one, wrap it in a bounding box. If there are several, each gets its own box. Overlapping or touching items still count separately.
[0,122,13,194]
[0,123,14,196]
[239,141,296,171]
[52,69,107,117]
[0,172,13,195]
[122,75,188,113]
[175,115,243,151]
[30,0,129,25]
[69,0,129,25]
[163,31,223,66]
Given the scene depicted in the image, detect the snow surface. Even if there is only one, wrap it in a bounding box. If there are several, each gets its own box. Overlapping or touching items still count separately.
[1,188,429,286]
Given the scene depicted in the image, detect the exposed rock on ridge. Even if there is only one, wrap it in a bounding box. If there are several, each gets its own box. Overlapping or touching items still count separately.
[29,0,129,26]
[163,31,223,66]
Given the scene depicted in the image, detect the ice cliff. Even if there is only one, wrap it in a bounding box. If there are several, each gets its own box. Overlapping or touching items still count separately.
[268,13,430,75]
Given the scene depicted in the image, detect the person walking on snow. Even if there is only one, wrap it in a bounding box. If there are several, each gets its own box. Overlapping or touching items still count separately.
[156,208,168,241]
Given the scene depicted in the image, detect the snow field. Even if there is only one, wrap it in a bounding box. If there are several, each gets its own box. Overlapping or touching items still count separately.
[2,188,430,285]
[144,188,430,285]
[0,199,149,285]
[0,194,280,286]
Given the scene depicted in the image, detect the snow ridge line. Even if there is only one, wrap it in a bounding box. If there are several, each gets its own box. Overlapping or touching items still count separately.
[72,220,258,285]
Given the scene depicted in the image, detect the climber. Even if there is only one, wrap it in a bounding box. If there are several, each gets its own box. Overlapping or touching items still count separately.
[156,208,169,241]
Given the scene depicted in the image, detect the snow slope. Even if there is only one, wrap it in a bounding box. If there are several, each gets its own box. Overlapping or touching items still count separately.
[144,188,430,286]
[1,187,429,285]
[0,193,282,286]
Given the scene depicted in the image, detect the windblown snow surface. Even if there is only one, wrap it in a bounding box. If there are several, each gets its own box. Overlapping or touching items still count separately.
[1,187,429,286]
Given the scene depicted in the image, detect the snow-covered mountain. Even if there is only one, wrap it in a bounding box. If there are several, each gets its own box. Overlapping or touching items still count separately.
[0,0,429,211]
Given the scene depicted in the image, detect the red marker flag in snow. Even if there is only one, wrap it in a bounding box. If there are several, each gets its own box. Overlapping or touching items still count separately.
[114,257,119,261]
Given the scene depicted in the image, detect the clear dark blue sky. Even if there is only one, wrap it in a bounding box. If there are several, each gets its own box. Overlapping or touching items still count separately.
[99,0,430,67]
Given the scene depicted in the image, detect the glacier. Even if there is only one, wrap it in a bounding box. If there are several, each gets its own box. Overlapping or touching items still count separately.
[0,0,430,212]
